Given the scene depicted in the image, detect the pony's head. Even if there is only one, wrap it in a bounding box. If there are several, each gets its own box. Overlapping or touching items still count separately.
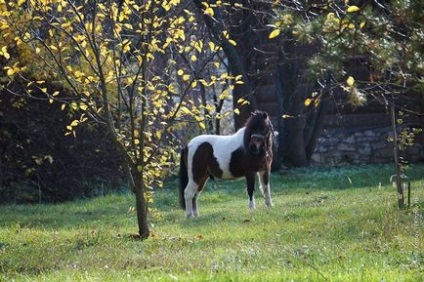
[244,110,274,156]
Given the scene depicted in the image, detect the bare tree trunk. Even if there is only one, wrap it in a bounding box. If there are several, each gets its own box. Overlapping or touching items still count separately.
[285,116,309,166]
[304,92,330,160]
[133,170,150,239]
[390,102,404,209]
[113,140,150,239]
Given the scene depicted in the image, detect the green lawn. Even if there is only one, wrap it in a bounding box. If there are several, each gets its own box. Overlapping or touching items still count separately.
[1,164,423,281]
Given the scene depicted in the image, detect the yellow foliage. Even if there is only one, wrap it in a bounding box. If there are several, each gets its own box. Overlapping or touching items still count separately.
[347,5,360,13]
[269,29,280,39]
[304,98,312,106]
[0,45,10,59]
[346,76,355,87]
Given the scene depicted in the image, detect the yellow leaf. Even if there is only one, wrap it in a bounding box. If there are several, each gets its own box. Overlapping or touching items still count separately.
[269,29,280,39]
[347,5,360,13]
[228,39,237,46]
[61,104,66,111]
[314,97,321,108]
[1,46,10,59]
[79,103,88,111]
[359,21,366,29]
[6,68,15,76]
[234,108,240,115]
[346,76,355,87]
[304,98,312,106]
[198,122,206,130]
[181,106,191,114]
[70,120,79,127]
[204,7,214,16]
[208,41,216,51]
[237,98,246,104]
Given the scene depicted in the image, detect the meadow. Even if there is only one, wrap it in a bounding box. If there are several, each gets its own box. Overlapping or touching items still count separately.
[1,164,423,281]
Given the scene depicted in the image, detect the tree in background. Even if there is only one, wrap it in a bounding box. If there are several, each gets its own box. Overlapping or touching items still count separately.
[271,0,423,205]
[0,0,239,238]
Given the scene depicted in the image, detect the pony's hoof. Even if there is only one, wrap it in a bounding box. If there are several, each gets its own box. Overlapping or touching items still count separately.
[249,201,256,210]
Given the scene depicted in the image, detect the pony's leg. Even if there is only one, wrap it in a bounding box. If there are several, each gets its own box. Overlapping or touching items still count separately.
[258,171,273,207]
[246,173,256,210]
[184,180,198,218]
[256,172,264,197]
[192,177,208,217]
[192,192,199,217]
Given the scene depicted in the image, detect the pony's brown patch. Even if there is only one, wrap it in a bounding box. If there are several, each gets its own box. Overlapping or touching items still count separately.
[229,147,245,178]
[192,142,223,187]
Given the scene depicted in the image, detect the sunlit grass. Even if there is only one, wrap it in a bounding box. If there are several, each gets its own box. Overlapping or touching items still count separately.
[1,164,423,281]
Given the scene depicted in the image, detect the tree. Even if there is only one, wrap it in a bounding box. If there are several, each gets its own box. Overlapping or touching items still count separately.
[271,0,423,204]
[0,0,238,238]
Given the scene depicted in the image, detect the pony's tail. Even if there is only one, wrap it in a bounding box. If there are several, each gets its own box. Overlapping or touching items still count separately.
[179,147,188,209]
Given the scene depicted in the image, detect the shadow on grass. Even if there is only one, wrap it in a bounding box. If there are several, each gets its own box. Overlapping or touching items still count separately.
[0,194,134,230]
[177,211,229,228]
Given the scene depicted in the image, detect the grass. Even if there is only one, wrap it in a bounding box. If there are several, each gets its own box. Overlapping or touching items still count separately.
[1,164,424,281]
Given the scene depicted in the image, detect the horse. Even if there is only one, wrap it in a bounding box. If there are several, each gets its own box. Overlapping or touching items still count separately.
[179,110,274,218]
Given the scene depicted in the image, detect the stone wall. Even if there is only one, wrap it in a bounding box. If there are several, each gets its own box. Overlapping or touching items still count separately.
[311,114,424,165]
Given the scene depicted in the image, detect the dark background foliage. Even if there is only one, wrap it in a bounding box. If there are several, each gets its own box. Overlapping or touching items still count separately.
[0,82,124,204]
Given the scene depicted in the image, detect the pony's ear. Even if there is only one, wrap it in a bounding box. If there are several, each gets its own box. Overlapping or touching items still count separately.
[262,111,268,119]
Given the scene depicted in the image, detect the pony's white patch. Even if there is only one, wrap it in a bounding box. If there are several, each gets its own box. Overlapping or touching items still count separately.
[187,127,245,179]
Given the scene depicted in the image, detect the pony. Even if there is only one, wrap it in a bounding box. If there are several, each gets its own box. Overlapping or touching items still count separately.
[179,110,274,218]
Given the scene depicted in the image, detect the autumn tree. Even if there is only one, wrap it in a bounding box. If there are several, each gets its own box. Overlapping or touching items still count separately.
[0,0,239,238]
